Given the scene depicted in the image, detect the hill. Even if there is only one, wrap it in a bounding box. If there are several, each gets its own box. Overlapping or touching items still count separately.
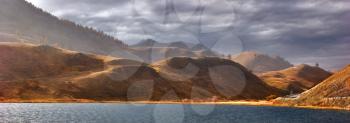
[0,42,106,99]
[0,0,127,57]
[233,51,293,73]
[260,64,332,94]
[152,57,284,100]
[276,65,350,108]
[0,42,283,101]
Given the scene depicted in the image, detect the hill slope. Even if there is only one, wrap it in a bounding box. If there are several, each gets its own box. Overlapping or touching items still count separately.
[233,51,293,73]
[277,65,350,108]
[152,57,284,100]
[0,42,283,101]
[0,0,127,56]
[260,64,332,94]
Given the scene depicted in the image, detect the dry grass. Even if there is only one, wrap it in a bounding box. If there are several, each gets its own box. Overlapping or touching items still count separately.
[260,64,332,94]
[274,65,350,109]
[0,43,284,102]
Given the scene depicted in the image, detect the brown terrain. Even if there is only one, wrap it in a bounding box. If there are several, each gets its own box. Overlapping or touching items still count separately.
[152,57,284,100]
[275,65,350,108]
[260,64,332,94]
[0,42,283,102]
[0,0,348,112]
[233,51,293,73]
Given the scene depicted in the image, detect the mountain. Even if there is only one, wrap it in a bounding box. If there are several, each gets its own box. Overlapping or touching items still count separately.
[284,65,350,107]
[259,64,332,94]
[129,47,197,63]
[0,42,283,101]
[152,57,285,100]
[233,51,293,73]
[191,44,210,51]
[168,41,190,49]
[131,39,160,48]
[131,39,194,49]
[0,0,216,63]
[0,0,128,57]
[130,39,219,63]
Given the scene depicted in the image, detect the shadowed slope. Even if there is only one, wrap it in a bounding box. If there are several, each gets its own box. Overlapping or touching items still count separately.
[0,42,105,99]
[260,64,332,94]
[152,57,285,100]
[0,42,104,80]
[290,65,350,107]
[0,43,284,101]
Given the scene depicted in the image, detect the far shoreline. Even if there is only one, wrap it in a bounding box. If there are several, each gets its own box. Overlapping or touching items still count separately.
[1,99,349,111]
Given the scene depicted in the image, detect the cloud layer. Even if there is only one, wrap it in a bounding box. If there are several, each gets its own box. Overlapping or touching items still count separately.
[26,0,350,70]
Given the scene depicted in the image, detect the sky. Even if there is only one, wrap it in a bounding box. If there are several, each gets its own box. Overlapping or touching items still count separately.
[25,0,350,70]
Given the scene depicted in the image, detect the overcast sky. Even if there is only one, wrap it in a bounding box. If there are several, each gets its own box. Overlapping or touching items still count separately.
[25,0,350,70]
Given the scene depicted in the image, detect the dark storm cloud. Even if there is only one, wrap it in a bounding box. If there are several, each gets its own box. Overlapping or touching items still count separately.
[26,0,350,70]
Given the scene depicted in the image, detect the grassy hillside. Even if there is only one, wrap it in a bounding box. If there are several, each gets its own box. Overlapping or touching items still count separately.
[0,42,283,101]
[260,64,332,94]
[276,65,350,108]
[152,57,285,100]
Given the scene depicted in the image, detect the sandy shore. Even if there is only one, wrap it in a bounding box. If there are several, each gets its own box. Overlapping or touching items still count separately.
[0,99,349,111]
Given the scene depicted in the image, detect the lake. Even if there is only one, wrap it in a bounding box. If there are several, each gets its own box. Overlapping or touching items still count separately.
[0,103,349,123]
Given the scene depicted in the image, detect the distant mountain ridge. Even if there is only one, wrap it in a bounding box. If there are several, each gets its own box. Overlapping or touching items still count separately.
[130,39,219,63]
[131,39,206,51]
[233,51,293,73]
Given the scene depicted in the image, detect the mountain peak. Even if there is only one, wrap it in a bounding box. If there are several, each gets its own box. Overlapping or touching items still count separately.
[233,51,293,73]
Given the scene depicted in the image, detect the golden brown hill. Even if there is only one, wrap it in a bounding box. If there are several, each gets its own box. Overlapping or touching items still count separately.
[0,42,104,99]
[260,64,332,94]
[0,43,283,101]
[287,65,350,107]
[0,42,104,80]
[152,57,285,100]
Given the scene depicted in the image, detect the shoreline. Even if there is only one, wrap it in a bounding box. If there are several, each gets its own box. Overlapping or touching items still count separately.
[0,99,349,111]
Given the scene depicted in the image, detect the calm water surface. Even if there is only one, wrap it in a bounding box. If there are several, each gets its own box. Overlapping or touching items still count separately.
[0,103,349,123]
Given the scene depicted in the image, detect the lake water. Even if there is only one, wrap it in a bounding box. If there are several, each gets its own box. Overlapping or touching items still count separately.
[0,103,349,123]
